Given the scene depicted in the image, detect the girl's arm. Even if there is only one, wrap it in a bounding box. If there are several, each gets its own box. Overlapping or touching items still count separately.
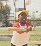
[8,27,32,34]
[8,27,25,31]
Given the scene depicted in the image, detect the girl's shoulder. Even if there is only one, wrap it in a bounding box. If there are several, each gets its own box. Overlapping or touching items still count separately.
[13,22,20,28]
[14,22,19,25]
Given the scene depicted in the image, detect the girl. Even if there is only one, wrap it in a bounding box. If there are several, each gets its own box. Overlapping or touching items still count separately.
[8,10,32,46]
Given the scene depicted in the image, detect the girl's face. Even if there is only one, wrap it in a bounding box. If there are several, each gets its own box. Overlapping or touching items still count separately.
[18,12,27,24]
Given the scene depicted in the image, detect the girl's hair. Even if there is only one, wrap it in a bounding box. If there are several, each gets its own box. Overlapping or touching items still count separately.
[16,13,21,22]
[18,13,21,18]
[15,20,19,22]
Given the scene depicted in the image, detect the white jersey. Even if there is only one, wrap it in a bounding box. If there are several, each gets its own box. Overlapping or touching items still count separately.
[11,23,30,46]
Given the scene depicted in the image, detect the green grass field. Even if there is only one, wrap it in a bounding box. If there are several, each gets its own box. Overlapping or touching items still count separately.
[0,28,41,46]
[0,41,10,46]
[0,41,39,46]
[0,30,13,34]
[0,40,35,46]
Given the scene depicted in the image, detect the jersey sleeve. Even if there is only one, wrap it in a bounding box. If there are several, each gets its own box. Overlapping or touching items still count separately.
[13,22,20,28]
[27,22,34,31]
[26,22,32,27]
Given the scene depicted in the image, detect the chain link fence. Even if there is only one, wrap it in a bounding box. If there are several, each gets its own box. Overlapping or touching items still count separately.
[0,0,41,46]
